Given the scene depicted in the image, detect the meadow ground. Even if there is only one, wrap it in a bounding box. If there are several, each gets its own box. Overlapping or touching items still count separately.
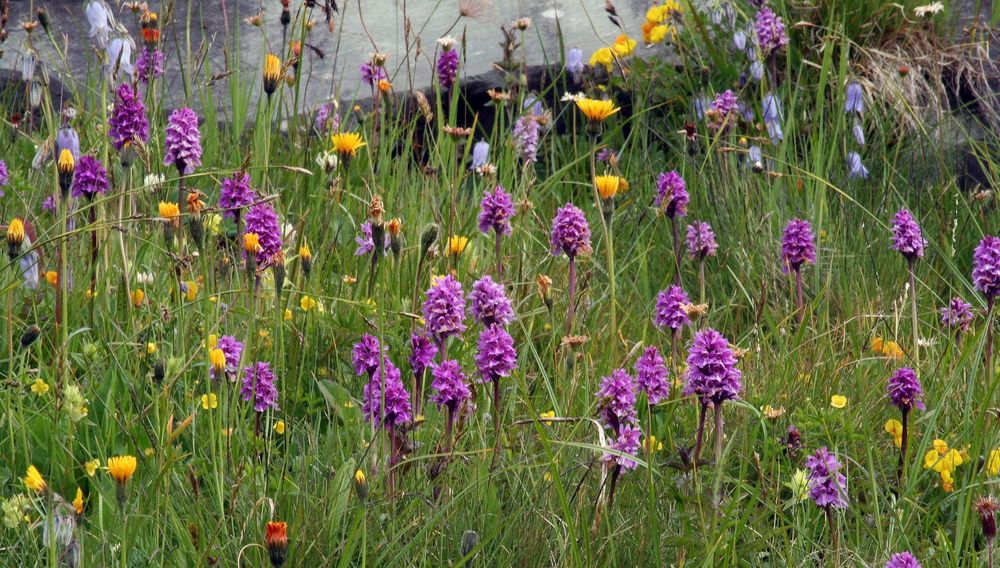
[0,0,998,566]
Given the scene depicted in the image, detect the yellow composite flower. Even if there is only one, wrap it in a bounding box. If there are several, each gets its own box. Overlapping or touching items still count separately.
[594,174,622,200]
[84,459,100,477]
[201,393,218,410]
[884,419,903,448]
[988,449,1000,476]
[830,395,847,409]
[262,53,282,95]
[30,378,50,395]
[7,218,25,245]
[24,465,46,493]
[274,420,286,435]
[57,148,75,174]
[612,34,637,57]
[575,98,620,123]
[107,455,137,484]
[589,47,614,70]
[331,132,367,157]
[448,235,469,256]
[300,295,317,311]
[158,201,180,220]
[243,232,262,254]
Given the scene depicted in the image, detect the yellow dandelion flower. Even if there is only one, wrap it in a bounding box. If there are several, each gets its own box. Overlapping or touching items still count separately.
[284,308,292,321]
[131,288,145,306]
[7,218,25,247]
[448,235,469,256]
[575,98,620,123]
[184,280,199,302]
[24,465,46,493]
[262,53,282,95]
[331,132,367,157]
[243,232,262,254]
[209,348,226,376]
[594,174,622,200]
[107,455,137,484]
[158,201,180,220]
[57,148,75,174]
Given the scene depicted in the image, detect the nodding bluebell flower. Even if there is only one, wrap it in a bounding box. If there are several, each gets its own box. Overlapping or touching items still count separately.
[852,120,865,146]
[106,36,135,82]
[733,30,747,51]
[21,52,37,82]
[749,60,764,82]
[847,152,870,180]
[710,7,724,25]
[471,140,490,170]
[738,100,754,122]
[747,145,764,171]
[523,95,544,116]
[57,126,80,161]
[85,0,114,47]
[566,47,584,82]
[693,94,709,120]
[845,82,864,114]
[763,93,783,143]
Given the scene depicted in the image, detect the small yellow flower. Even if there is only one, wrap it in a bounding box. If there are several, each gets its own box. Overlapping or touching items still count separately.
[883,341,905,358]
[331,132,367,157]
[131,288,145,306]
[24,465,46,493]
[544,471,553,482]
[830,395,847,409]
[209,348,226,375]
[762,405,785,419]
[575,98,620,123]
[342,274,357,285]
[107,455,137,484]
[941,469,955,492]
[645,23,669,44]
[201,393,218,410]
[158,201,180,220]
[594,174,622,200]
[207,334,218,349]
[184,280,199,302]
[884,419,903,448]
[7,218,25,247]
[243,232,262,254]
[274,420,286,435]
[284,308,293,321]
[353,469,368,500]
[933,439,948,455]
[73,487,84,515]
[30,378,49,395]
[447,235,468,256]
[45,271,58,286]
[377,79,392,93]
[988,449,1000,476]
[146,342,157,355]
[84,459,100,477]
[539,410,556,424]
[299,243,312,261]
[643,435,664,453]
[144,448,155,457]
[589,47,614,70]
[870,336,884,353]
[612,34,637,57]
[300,295,317,311]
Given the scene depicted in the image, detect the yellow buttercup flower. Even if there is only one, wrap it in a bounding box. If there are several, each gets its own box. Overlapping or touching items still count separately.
[24,465,46,493]
[300,295,317,311]
[84,459,100,477]
[612,34,637,57]
[830,395,847,409]
[594,174,622,200]
[201,393,218,410]
[589,47,614,70]
[448,235,469,256]
[30,378,49,395]
[331,132,367,157]
[884,419,903,448]
[107,455,137,484]
[575,98,620,123]
[146,342,157,355]
[274,420,286,435]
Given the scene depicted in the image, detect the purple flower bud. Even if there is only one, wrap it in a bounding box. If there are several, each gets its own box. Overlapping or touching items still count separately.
[654,285,690,331]
[845,82,864,114]
[422,274,467,341]
[781,218,816,273]
[469,275,515,327]
[136,47,164,83]
[684,328,741,405]
[805,447,848,509]
[686,221,719,260]
[890,208,927,261]
[655,171,689,217]
[71,155,109,200]
[513,114,540,163]
[362,357,412,428]
[550,203,591,258]
[706,90,739,131]
[478,184,515,236]
[163,107,202,174]
[973,235,1000,299]
[475,324,517,384]
[635,346,670,404]
[886,367,924,413]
